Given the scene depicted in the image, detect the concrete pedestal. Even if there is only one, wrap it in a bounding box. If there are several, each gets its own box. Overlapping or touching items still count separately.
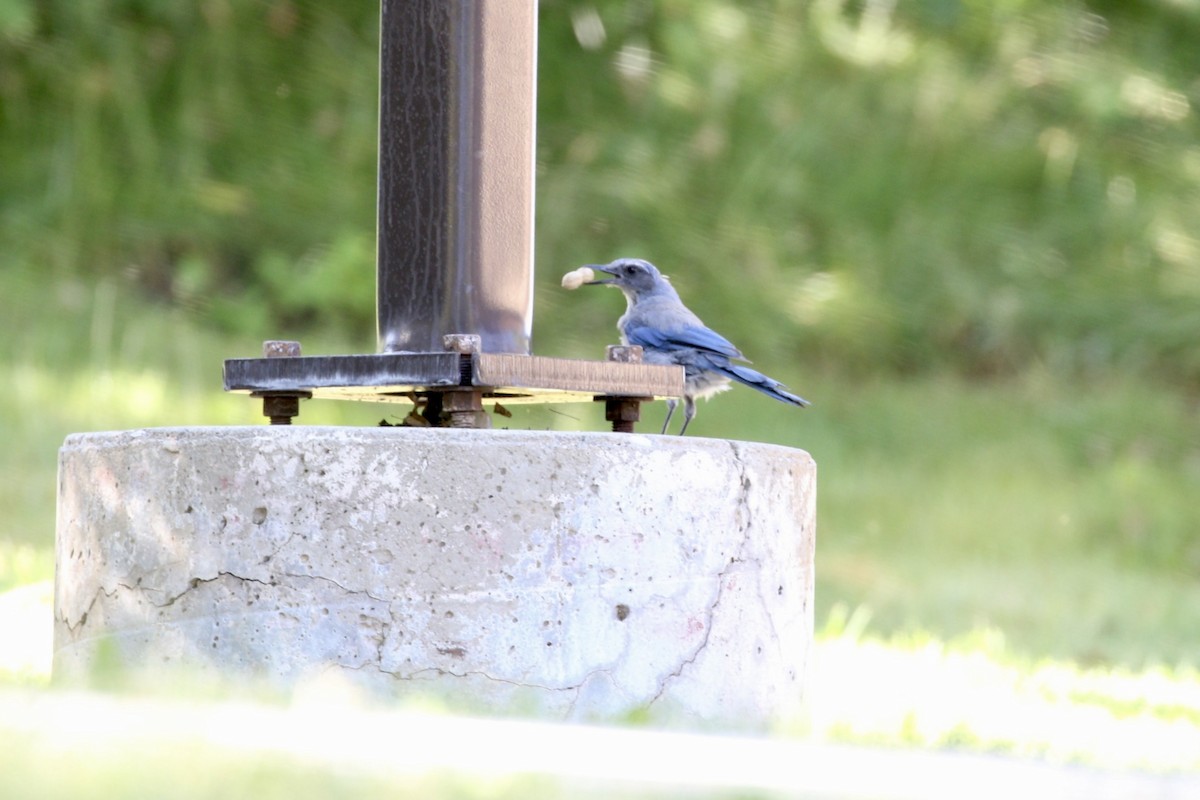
[54,427,815,730]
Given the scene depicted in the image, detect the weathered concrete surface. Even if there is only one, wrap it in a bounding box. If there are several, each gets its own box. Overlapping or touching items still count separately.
[54,427,815,730]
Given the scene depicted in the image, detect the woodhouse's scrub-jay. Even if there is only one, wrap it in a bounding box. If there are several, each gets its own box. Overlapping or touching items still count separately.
[584,258,809,435]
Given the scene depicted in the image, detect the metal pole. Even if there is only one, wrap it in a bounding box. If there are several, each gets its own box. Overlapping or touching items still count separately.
[376,0,537,355]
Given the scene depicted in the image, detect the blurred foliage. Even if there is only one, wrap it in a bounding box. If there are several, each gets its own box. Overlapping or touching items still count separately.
[536,0,1200,378]
[1,0,1199,693]
[3,0,1200,379]
[0,0,379,336]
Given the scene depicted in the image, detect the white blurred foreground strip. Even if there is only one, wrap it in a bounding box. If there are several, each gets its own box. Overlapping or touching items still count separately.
[1,688,1195,799]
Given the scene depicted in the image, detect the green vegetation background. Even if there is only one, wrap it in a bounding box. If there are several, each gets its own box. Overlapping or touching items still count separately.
[1,0,1198,673]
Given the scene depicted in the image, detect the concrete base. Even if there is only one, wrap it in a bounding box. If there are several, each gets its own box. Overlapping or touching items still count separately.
[54,427,815,730]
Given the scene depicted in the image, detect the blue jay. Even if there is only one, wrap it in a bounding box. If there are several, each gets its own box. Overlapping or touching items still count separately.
[585,257,809,435]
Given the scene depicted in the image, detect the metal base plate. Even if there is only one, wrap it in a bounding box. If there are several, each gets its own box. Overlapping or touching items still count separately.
[223,352,684,405]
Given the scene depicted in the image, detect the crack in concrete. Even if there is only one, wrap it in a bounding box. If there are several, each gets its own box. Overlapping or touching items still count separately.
[565,665,625,717]
[729,440,754,536]
[728,439,790,651]
[60,584,122,633]
[336,660,617,706]
[281,572,387,604]
[646,565,727,707]
[263,530,300,565]
[736,439,802,659]
[336,660,584,695]
[155,571,275,608]
[147,570,387,611]
[297,659,620,720]
[647,441,756,708]
[404,666,584,694]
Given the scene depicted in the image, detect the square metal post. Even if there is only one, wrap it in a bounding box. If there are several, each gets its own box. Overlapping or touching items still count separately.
[376,0,537,355]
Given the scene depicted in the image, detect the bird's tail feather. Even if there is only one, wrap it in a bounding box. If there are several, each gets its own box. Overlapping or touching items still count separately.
[719,363,810,407]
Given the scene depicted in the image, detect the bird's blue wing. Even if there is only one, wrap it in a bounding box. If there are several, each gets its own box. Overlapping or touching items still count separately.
[626,324,744,360]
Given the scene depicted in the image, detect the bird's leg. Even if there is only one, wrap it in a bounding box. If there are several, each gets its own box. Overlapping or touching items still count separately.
[661,399,678,435]
[678,396,697,436]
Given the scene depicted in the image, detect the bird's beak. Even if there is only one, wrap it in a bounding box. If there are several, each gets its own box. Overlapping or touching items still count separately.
[583,264,617,285]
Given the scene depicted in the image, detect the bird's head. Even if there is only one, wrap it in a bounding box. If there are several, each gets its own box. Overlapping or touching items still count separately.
[584,258,668,299]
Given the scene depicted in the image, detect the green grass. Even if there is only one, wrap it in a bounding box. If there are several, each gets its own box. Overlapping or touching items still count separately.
[810,611,1200,771]
[777,366,1200,668]
[0,716,556,800]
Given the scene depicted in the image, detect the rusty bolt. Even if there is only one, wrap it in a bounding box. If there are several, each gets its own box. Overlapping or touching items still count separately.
[442,390,489,429]
[605,397,645,433]
[263,340,302,358]
[442,334,482,354]
[257,343,304,424]
[599,345,647,433]
[443,334,480,386]
[605,344,643,364]
[262,394,301,425]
